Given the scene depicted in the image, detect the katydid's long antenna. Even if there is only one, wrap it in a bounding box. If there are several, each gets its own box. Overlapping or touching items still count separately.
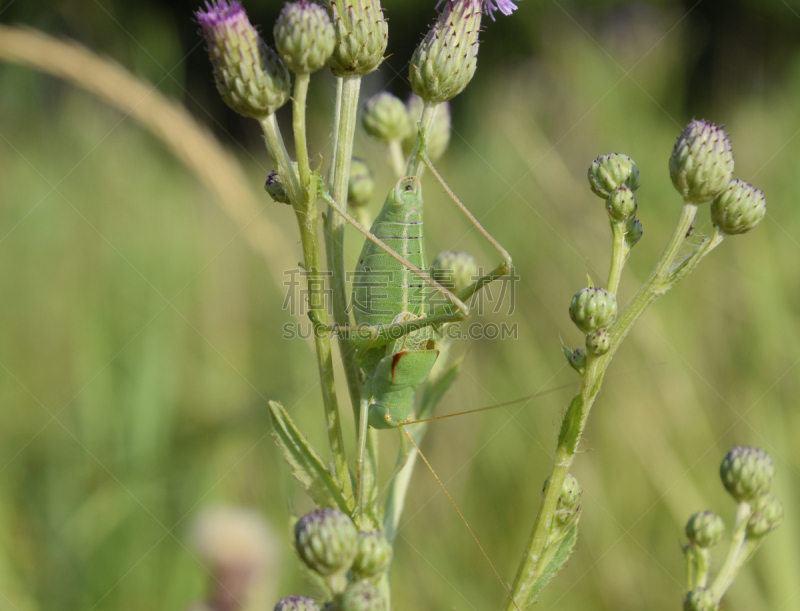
[402,429,521,611]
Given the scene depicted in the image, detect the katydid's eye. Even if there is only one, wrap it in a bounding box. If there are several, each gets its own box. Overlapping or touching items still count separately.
[405,184,413,192]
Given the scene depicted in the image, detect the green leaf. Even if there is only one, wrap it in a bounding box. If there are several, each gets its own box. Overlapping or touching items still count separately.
[526,520,579,606]
[268,401,352,512]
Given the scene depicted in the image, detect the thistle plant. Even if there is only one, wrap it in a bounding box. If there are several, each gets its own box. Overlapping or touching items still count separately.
[192,2,776,609]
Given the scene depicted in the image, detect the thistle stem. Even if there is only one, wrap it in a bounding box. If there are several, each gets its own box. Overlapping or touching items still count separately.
[505,201,703,610]
[356,391,370,514]
[260,115,351,497]
[327,74,364,420]
[607,221,627,294]
[292,73,312,190]
[711,502,752,600]
[405,102,437,177]
[388,139,407,179]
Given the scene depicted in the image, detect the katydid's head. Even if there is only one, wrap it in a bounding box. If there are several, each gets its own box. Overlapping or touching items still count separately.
[385,176,423,213]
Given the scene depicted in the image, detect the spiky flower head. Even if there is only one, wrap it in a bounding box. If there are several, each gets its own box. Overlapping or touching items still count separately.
[625,217,643,247]
[362,93,411,144]
[720,446,774,503]
[340,580,384,611]
[274,1,335,74]
[439,0,523,20]
[410,0,482,104]
[585,328,611,356]
[684,587,717,611]
[265,170,290,204]
[569,287,617,335]
[710,179,766,235]
[606,184,637,222]
[196,1,290,119]
[685,511,725,548]
[294,509,358,577]
[351,531,392,579]
[274,596,321,611]
[403,96,451,162]
[320,0,388,76]
[746,493,784,539]
[588,153,640,199]
[669,120,734,204]
[348,158,375,211]
[431,250,479,294]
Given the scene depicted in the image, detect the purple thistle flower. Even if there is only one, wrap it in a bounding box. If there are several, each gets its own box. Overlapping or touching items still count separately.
[195,0,245,31]
[435,0,522,20]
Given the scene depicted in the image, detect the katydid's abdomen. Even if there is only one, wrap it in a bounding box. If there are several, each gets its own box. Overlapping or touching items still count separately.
[350,177,439,429]
[352,177,428,328]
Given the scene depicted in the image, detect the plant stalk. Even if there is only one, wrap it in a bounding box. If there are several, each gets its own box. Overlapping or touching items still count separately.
[261,115,351,496]
[405,102,437,177]
[607,221,627,294]
[293,73,312,191]
[505,202,702,609]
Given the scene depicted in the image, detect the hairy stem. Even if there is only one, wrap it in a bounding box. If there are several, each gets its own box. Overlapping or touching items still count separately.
[327,74,364,420]
[711,502,752,600]
[292,73,312,191]
[505,202,703,609]
[607,221,627,294]
[405,102,437,177]
[388,140,407,179]
[261,115,351,496]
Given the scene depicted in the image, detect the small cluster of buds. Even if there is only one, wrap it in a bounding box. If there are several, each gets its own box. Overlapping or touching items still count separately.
[682,447,783,611]
[274,508,392,610]
[669,120,766,234]
[568,287,617,357]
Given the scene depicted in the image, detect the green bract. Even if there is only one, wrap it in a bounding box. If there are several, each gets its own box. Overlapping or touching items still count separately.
[585,328,611,356]
[294,509,358,577]
[710,179,766,235]
[669,120,734,204]
[197,2,290,119]
[321,0,388,76]
[340,580,384,611]
[351,531,392,579]
[606,184,637,222]
[362,92,410,144]
[569,287,618,334]
[409,0,481,104]
[747,493,784,537]
[685,511,725,548]
[347,159,375,208]
[274,596,321,611]
[587,153,640,199]
[625,217,643,247]
[431,250,478,294]
[274,1,335,74]
[720,446,774,503]
[684,587,717,611]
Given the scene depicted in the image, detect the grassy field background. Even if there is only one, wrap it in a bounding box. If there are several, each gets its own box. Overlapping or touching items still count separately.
[0,1,798,610]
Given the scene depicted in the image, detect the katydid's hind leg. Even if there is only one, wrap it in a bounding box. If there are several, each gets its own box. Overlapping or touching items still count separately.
[420,150,514,282]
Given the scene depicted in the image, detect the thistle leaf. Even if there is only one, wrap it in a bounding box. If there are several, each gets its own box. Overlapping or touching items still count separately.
[268,401,352,512]
[526,521,579,605]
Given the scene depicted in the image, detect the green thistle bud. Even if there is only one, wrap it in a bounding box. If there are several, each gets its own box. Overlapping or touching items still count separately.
[669,120,734,204]
[544,474,581,528]
[409,0,481,104]
[585,329,611,356]
[431,250,478,294]
[684,587,717,611]
[685,511,725,548]
[749,494,784,535]
[265,170,291,204]
[275,596,321,611]
[720,446,775,503]
[348,159,375,209]
[606,184,637,222]
[294,509,358,577]
[625,217,643,247]
[746,512,771,539]
[340,580,384,611]
[351,531,392,579]
[362,93,410,144]
[274,1,335,74]
[587,153,640,199]
[196,1,291,119]
[710,179,766,235]
[403,96,451,162]
[563,346,587,375]
[321,0,388,76]
[569,287,617,335]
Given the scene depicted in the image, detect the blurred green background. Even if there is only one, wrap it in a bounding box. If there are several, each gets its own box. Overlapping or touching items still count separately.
[1,0,799,610]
